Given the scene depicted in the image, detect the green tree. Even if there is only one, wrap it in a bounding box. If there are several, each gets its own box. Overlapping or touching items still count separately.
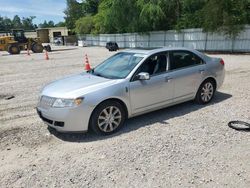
[39,20,55,28]
[176,0,206,29]
[110,0,139,33]
[55,21,66,27]
[202,0,249,37]
[64,0,84,29]
[75,16,94,33]
[93,0,182,33]
[158,0,182,30]
[94,0,139,33]
[22,16,36,30]
[39,20,48,28]
[137,0,166,31]
[0,15,37,31]
[93,0,116,33]
[47,21,55,27]
[0,16,4,31]
[12,15,22,29]
[2,17,13,31]
[247,0,250,23]
[83,0,100,15]
[73,0,250,35]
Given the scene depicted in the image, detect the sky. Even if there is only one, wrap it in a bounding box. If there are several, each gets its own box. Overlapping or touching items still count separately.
[0,0,67,25]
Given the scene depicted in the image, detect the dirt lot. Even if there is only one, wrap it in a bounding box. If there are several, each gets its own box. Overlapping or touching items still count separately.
[0,46,249,188]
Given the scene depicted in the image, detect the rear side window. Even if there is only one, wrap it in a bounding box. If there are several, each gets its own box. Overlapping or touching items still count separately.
[170,51,204,70]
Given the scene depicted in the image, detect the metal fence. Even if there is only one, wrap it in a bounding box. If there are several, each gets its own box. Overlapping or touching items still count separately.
[78,25,250,52]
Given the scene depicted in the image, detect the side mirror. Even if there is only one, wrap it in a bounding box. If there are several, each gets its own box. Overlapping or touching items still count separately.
[137,72,150,80]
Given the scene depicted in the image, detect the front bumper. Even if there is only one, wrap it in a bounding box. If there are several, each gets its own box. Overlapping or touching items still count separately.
[36,104,95,132]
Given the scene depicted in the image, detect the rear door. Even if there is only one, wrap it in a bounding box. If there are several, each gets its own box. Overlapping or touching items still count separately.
[168,50,206,102]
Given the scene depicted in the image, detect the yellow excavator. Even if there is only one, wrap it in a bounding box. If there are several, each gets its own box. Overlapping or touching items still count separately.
[0,29,51,54]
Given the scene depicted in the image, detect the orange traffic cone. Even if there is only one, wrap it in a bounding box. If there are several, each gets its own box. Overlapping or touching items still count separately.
[45,50,49,60]
[84,54,91,71]
[27,48,30,56]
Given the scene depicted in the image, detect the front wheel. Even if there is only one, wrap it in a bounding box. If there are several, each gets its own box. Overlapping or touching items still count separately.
[90,101,126,135]
[195,80,215,104]
[31,43,44,53]
[8,45,20,54]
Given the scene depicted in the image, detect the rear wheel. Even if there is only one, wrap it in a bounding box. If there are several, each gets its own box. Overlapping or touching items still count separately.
[31,43,44,53]
[195,80,215,104]
[90,100,126,135]
[8,45,20,54]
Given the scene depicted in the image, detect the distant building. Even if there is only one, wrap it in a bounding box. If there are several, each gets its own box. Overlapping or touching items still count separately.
[24,31,38,38]
[36,27,69,43]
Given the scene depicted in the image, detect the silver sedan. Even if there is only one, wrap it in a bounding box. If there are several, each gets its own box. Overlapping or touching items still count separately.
[37,47,225,135]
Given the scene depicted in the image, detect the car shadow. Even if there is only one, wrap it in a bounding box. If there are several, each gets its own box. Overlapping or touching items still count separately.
[48,91,232,142]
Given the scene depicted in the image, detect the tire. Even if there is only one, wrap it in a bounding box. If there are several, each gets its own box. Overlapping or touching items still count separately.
[90,100,126,135]
[44,45,52,52]
[115,44,119,51]
[31,43,44,53]
[8,45,20,54]
[195,79,215,104]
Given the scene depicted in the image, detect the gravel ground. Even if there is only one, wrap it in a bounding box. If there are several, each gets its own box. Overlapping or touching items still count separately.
[0,46,249,188]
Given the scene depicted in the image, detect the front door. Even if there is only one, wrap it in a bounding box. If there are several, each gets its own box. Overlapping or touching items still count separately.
[129,52,174,115]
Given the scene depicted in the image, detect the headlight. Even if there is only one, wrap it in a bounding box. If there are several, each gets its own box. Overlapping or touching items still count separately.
[52,97,84,108]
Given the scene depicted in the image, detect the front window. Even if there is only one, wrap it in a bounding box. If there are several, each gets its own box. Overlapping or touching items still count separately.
[90,52,144,79]
[137,53,167,76]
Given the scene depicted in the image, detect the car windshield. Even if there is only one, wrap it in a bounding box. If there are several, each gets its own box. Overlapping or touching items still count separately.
[89,52,144,79]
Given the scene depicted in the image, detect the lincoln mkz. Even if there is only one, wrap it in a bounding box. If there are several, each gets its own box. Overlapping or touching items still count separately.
[37,48,225,135]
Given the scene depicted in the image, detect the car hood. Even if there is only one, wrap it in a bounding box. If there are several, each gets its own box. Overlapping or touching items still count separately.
[42,73,118,98]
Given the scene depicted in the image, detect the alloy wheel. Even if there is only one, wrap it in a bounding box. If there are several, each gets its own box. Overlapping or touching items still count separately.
[97,106,122,133]
[201,82,214,102]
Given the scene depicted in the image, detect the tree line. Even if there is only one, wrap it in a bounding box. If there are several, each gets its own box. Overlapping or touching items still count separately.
[65,0,250,37]
[0,15,65,31]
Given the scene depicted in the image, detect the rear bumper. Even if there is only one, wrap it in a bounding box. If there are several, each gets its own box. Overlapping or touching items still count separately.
[36,104,95,132]
[217,68,225,89]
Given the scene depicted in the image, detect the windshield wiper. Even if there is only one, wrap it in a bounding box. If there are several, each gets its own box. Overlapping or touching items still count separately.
[92,72,115,79]
[87,68,94,73]
[94,73,103,77]
[88,70,118,79]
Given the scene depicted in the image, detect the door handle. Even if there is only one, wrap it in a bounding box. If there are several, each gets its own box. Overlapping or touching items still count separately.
[165,76,173,82]
[199,69,205,74]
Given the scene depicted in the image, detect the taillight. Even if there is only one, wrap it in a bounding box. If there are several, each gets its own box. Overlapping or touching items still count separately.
[220,59,225,66]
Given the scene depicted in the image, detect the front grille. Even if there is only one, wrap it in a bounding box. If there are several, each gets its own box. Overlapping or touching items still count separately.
[41,116,53,125]
[54,121,65,127]
[37,109,53,124]
[37,109,64,127]
[40,96,55,108]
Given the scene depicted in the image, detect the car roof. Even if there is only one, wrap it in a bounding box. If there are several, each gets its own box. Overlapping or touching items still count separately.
[122,47,198,56]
